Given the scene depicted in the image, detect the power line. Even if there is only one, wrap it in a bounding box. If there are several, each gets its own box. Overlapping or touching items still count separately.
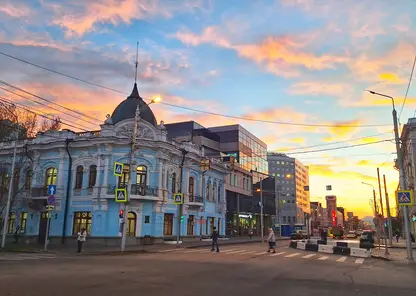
[279,131,392,152]
[0,80,102,124]
[285,139,392,155]
[0,96,90,131]
[401,54,416,120]
[297,153,392,160]
[0,51,392,128]
[0,86,99,128]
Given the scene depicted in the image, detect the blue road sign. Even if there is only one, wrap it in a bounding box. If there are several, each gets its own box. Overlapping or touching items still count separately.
[47,185,57,196]
[47,195,55,205]
[396,190,414,206]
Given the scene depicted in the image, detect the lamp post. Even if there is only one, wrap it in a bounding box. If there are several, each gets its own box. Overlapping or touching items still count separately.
[1,106,19,249]
[120,95,161,252]
[366,89,414,262]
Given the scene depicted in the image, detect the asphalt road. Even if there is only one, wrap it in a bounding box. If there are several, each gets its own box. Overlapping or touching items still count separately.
[1,242,416,296]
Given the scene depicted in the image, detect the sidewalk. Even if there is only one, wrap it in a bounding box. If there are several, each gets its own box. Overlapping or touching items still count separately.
[375,239,416,249]
[0,237,290,256]
[371,246,416,263]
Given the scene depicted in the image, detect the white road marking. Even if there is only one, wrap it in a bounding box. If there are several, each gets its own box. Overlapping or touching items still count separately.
[225,250,246,254]
[254,251,268,256]
[318,256,329,260]
[355,258,365,264]
[270,252,286,257]
[183,249,204,253]
[198,250,212,253]
[159,249,176,253]
[336,256,348,262]
[302,254,316,259]
[285,253,300,258]
[221,249,236,253]
[239,251,256,255]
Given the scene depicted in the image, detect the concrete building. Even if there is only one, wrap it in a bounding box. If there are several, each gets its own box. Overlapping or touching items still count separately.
[0,83,228,246]
[399,118,416,235]
[310,201,324,236]
[267,153,310,228]
[326,195,337,226]
[164,121,254,236]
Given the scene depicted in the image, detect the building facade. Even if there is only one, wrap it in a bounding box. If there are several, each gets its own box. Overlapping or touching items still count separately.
[400,118,416,235]
[326,195,337,226]
[267,153,310,228]
[0,83,228,245]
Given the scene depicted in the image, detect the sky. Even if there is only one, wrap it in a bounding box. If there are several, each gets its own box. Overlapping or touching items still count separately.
[1,0,416,218]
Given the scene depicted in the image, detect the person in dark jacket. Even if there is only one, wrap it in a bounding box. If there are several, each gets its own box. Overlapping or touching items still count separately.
[211,227,219,252]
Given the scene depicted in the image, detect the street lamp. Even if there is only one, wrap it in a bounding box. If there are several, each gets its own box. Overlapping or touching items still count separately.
[120,95,162,252]
[366,89,414,261]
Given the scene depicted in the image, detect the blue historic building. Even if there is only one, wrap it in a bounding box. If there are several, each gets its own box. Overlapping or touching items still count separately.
[0,83,227,245]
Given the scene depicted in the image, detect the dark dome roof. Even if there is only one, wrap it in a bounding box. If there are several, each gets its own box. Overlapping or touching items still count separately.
[111,83,157,126]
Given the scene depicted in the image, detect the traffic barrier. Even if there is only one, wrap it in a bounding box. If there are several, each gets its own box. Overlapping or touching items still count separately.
[326,240,337,246]
[289,240,298,248]
[333,246,351,255]
[336,242,348,248]
[305,243,319,252]
[317,239,327,245]
[318,244,334,254]
[359,242,374,249]
[351,248,371,258]
[308,239,318,245]
[296,242,306,250]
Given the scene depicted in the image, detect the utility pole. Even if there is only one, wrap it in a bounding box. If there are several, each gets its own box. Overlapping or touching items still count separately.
[274,179,279,236]
[121,106,140,252]
[383,174,393,247]
[372,189,381,247]
[176,149,187,245]
[1,130,18,248]
[260,175,264,242]
[377,167,389,254]
[366,89,414,261]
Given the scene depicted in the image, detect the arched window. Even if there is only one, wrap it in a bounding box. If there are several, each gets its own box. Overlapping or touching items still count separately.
[24,170,32,190]
[206,181,210,201]
[188,177,195,200]
[212,182,216,201]
[136,165,147,185]
[45,167,57,187]
[118,164,130,188]
[88,165,97,188]
[127,212,137,236]
[171,173,177,193]
[75,166,83,189]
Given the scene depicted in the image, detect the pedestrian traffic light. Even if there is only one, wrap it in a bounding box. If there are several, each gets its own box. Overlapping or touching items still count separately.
[119,210,124,219]
[180,215,184,223]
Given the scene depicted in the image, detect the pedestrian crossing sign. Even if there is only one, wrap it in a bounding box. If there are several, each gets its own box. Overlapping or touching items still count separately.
[396,190,414,206]
[115,188,128,203]
[174,193,184,205]
[114,162,124,177]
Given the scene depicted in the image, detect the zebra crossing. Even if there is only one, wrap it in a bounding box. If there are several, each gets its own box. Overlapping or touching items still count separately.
[155,247,368,265]
[0,252,57,261]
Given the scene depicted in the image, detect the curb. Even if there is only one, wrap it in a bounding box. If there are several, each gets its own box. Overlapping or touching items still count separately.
[371,255,391,261]
[290,240,371,258]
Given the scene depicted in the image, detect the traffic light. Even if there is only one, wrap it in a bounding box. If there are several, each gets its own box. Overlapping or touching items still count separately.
[119,210,124,219]
[180,215,184,223]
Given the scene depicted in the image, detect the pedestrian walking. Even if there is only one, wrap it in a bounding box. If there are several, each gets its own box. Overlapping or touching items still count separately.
[211,226,219,252]
[77,228,87,253]
[267,228,276,253]
[395,230,400,243]
[248,228,253,239]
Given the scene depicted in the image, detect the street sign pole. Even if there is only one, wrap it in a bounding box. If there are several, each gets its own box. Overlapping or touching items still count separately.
[44,212,50,251]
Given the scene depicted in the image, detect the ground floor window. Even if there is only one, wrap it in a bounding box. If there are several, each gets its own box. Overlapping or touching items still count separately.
[164,214,174,235]
[7,212,16,234]
[20,212,28,233]
[72,212,92,235]
[187,215,194,236]
[127,212,136,236]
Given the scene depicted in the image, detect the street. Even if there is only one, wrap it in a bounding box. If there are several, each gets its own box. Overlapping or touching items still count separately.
[1,241,416,296]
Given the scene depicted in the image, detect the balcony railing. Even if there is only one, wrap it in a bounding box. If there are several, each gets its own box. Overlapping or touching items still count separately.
[31,187,48,197]
[107,184,158,197]
[189,194,203,203]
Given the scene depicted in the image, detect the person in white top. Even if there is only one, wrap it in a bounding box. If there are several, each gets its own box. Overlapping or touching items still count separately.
[267,228,276,253]
[77,228,87,253]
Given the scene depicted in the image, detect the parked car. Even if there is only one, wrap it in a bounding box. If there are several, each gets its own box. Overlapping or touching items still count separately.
[346,231,357,239]
[290,230,308,240]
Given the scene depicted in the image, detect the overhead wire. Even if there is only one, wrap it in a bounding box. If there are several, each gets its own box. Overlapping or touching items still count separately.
[0,86,99,128]
[400,54,416,120]
[0,51,392,128]
[0,96,90,131]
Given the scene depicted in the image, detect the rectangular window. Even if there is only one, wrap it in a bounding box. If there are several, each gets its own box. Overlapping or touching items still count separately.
[163,214,174,235]
[187,215,194,236]
[144,215,150,223]
[7,212,16,234]
[72,212,92,235]
[20,212,28,233]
